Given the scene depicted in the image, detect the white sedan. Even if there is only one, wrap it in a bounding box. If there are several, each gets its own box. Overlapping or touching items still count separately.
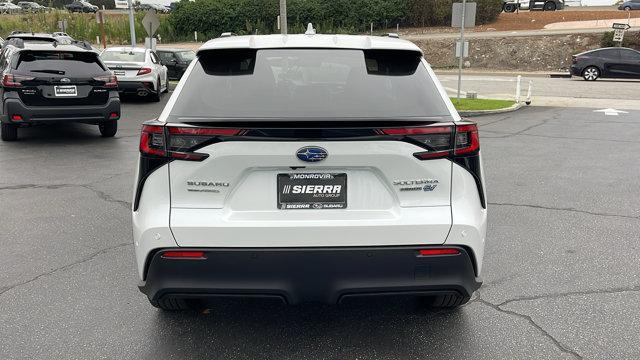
[100,47,168,102]
[0,2,22,13]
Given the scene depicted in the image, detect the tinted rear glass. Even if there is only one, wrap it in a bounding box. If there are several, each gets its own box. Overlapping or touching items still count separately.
[168,49,450,121]
[100,50,145,63]
[176,51,195,62]
[14,51,105,75]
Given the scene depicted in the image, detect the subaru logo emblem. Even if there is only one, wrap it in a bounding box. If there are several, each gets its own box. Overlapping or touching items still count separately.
[296,146,328,162]
[60,78,71,83]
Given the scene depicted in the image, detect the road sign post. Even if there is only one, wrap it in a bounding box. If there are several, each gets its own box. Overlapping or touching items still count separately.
[142,10,160,50]
[452,1,477,101]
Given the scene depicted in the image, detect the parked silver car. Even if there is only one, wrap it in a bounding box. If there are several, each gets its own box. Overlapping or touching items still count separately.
[0,2,22,13]
[100,47,169,101]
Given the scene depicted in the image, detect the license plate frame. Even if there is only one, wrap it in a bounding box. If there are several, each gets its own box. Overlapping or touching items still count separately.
[53,85,77,97]
[113,70,125,76]
[277,173,347,210]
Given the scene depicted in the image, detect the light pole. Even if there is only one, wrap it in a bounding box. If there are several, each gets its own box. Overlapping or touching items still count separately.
[279,0,287,35]
[127,0,136,47]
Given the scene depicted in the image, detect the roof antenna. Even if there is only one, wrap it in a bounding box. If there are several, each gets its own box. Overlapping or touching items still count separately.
[305,23,316,35]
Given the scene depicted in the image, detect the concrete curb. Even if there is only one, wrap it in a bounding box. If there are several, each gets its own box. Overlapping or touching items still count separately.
[434,70,556,78]
[458,102,524,117]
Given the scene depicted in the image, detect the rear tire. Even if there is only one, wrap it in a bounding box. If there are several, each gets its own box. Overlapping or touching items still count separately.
[582,66,600,81]
[624,6,631,11]
[504,3,516,12]
[98,120,117,137]
[1,123,18,141]
[544,1,556,11]
[420,293,470,309]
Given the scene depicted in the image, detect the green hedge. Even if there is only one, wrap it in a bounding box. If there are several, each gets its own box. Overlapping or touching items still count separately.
[0,12,175,44]
[406,0,504,27]
[0,1,504,44]
[169,0,501,40]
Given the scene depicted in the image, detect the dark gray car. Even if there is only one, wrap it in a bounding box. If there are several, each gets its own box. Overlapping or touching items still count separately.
[570,47,640,81]
[619,0,640,10]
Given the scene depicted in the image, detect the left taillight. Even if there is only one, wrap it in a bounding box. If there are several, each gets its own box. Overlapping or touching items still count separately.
[2,74,35,88]
[94,75,118,88]
[378,123,479,160]
[139,124,241,161]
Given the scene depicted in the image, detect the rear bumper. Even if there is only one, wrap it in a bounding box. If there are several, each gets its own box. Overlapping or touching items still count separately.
[139,246,482,305]
[570,65,583,77]
[2,96,120,124]
[118,81,156,94]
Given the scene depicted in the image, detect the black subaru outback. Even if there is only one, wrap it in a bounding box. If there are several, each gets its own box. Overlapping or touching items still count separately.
[0,39,120,141]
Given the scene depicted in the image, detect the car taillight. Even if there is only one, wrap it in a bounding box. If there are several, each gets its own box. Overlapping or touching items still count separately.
[378,124,479,160]
[94,75,118,88]
[2,74,35,88]
[137,67,152,76]
[139,124,242,161]
[454,124,479,156]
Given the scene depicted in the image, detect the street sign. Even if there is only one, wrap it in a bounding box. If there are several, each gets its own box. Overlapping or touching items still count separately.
[452,2,477,28]
[114,0,128,9]
[613,29,625,42]
[455,40,469,58]
[612,23,631,30]
[142,10,160,37]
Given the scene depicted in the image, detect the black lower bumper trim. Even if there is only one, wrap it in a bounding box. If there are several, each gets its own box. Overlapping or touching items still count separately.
[139,246,482,305]
[118,81,154,94]
[3,97,120,124]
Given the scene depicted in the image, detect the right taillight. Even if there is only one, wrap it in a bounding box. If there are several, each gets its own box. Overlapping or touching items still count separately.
[137,67,152,76]
[94,75,118,88]
[454,124,479,156]
[379,122,484,208]
[379,123,479,160]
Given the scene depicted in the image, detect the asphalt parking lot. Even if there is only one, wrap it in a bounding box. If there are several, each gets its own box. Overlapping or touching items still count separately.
[1,95,639,359]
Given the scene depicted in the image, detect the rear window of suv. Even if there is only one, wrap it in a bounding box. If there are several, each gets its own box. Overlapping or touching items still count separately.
[14,51,105,75]
[168,49,450,121]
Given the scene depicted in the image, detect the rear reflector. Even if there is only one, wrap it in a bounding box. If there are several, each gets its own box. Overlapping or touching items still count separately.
[109,112,119,119]
[418,248,460,256]
[161,251,206,259]
[11,114,23,121]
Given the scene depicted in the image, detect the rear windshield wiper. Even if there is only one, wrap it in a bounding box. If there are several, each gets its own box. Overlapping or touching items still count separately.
[30,69,66,75]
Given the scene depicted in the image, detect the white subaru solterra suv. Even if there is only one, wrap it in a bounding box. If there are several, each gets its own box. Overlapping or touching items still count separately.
[132,31,487,311]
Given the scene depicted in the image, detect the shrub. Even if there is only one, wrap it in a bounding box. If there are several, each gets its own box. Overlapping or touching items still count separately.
[601,31,640,50]
[406,0,503,27]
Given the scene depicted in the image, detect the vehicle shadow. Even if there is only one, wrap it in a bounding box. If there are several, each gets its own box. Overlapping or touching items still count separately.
[2,122,111,144]
[146,297,474,359]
